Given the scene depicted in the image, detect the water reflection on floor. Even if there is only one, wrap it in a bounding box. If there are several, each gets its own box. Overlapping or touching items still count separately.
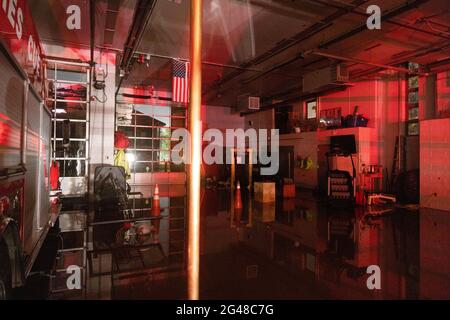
[54,187,450,300]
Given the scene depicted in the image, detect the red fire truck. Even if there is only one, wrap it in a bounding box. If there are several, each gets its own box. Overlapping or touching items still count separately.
[0,0,56,299]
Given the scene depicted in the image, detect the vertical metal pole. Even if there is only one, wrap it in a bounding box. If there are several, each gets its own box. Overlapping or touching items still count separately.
[231,149,235,190]
[248,148,252,190]
[188,0,202,301]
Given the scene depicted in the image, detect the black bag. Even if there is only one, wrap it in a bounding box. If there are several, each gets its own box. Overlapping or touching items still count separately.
[94,166,128,208]
[343,114,369,127]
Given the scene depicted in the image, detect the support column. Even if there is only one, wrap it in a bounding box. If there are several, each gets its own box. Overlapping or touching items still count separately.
[423,74,437,120]
[188,0,202,301]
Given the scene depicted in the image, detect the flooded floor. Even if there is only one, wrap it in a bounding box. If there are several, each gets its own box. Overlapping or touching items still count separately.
[51,187,450,300]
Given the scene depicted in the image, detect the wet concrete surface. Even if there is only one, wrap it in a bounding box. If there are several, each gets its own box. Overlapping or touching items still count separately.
[51,187,450,300]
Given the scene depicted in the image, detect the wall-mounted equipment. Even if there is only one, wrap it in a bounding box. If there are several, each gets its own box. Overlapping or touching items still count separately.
[135,53,151,67]
[93,66,106,90]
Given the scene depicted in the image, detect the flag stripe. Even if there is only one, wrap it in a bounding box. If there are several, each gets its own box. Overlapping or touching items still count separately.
[172,59,189,104]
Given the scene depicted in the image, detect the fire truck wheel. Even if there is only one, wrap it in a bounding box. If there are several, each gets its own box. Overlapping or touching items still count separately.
[0,240,12,300]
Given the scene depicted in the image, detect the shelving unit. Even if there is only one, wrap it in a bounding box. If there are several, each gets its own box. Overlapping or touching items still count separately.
[327,152,356,205]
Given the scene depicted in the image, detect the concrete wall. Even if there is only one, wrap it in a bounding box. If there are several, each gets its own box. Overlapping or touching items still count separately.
[88,51,116,199]
[319,81,378,128]
[241,80,416,190]
[89,51,116,166]
[244,109,274,130]
[420,118,450,211]
[436,71,450,118]
[203,105,244,131]
[419,71,450,211]
[319,79,415,175]
[280,132,318,189]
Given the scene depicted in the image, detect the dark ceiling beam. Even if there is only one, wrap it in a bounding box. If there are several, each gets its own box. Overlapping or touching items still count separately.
[204,0,369,95]
[116,0,157,96]
[234,0,431,88]
[313,0,449,40]
[119,0,157,72]
[261,85,302,103]
[319,0,429,49]
[311,51,413,73]
[261,40,449,108]
[249,85,349,114]
[90,0,95,65]
[352,41,450,78]
[235,0,334,22]
[134,51,264,72]
[249,0,370,65]
[252,0,437,110]
[426,57,450,73]
[242,52,305,84]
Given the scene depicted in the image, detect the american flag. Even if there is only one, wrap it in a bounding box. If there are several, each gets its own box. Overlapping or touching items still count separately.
[172,59,190,103]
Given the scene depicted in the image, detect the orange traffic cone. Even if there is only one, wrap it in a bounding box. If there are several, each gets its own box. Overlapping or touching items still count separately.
[235,181,243,209]
[152,184,161,217]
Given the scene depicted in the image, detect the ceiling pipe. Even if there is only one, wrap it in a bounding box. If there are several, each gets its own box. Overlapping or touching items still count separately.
[133,51,264,72]
[256,45,435,107]
[247,0,369,65]
[426,57,450,73]
[120,0,157,71]
[310,51,413,74]
[237,0,435,109]
[209,0,429,94]
[242,85,349,115]
[90,0,95,66]
[312,0,450,40]
[352,41,450,78]
[226,0,432,90]
[205,0,369,95]
[242,52,305,84]
[116,0,157,97]
[318,0,428,49]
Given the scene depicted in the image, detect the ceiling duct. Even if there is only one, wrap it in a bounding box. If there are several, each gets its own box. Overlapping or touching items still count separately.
[303,63,349,93]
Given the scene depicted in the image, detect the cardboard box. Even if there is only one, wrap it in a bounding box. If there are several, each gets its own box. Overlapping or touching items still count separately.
[254,182,276,203]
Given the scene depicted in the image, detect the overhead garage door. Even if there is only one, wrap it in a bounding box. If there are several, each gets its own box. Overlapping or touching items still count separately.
[23,88,51,255]
[0,49,25,169]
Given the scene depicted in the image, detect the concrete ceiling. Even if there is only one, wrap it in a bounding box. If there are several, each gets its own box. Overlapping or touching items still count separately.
[29,0,450,107]
[128,0,450,106]
[29,0,137,51]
